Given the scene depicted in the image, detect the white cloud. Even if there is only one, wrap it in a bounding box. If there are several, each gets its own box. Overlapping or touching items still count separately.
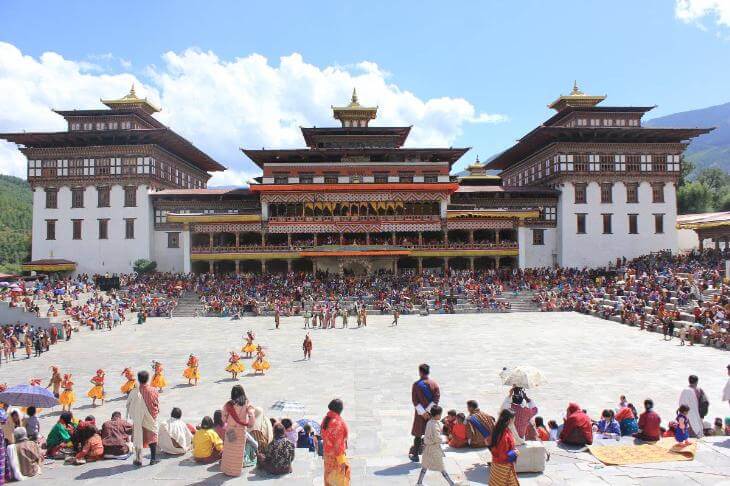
[0,42,506,185]
[675,0,730,29]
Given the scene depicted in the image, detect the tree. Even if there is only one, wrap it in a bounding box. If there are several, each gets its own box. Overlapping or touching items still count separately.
[679,158,696,187]
[133,259,157,274]
[677,181,714,214]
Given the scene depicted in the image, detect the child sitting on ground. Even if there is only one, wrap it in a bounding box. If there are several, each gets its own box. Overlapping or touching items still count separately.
[448,413,468,448]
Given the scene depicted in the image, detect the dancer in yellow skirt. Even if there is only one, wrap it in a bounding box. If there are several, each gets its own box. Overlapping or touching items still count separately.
[183,354,200,385]
[252,345,270,375]
[120,367,136,395]
[225,351,245,380]
[59,374,75,411]
[151,360,167,392]
[86,369,105,406]
[242,330,257,358]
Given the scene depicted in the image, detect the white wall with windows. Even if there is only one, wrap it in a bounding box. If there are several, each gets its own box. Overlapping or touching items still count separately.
[152,230,185,273]
[517,226,556,269]
[556,181,677,268]
[31,184,153,274]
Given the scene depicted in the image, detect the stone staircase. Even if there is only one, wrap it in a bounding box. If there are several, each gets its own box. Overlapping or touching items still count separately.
[172,290,203,317]
[507,290,540,312]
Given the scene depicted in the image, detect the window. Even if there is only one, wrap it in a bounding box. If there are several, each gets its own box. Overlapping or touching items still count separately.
[45,188,58,209]
[374,172,388,183]
[323,173,339,184]
[574,183,587,204]
[298,173,314,184]
[98,219,109,239]
[588,154,600,171]
[532,229,545,245]
[124,218,135,239]
[652,183,665,203]
[96,186,110,207]
[399,172,414,183]
[654,214,664,234]
[72,219,82,240]
[154,209,167,224]
[628,214,638,234]
[576,213,586,234]
[602,213,613,234]
[614,154,626,172]
[640,155,652,172]
[70,187,84,208]
[541,206,557,221]
[46,220,56,240]
[167,232,180,248]
[124,186,137,207]
[273,174,288,184]
[600,183,613,204]
[626,183,639,204]
[667,154,680,172]
[424,173,438,183]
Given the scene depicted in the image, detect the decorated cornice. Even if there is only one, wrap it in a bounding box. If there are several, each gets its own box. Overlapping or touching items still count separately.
[166,213,262,223]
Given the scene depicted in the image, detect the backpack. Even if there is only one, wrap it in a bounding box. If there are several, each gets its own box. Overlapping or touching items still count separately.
[697,388,709,418]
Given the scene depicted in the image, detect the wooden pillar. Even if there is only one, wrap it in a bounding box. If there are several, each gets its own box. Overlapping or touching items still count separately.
[443,231,449,244]
[417,257,423,274]
[339,232,344,245]
[287,259,292,273]
[392,232,397,245]
[287,233,292,247]
[366,233,370,245]
[393,259,398,275]
[444,257,449,274]
[495,256,501,269]
[698,234,704,251]
[469,257,475,271]
[209,232,213,250]
[418,232,423,245]
[235,260,240,274]
[261,232,266,246]
[261,260,266,273]
[469,230,474,243]
[313,233,318,246]
[716,239,721,250]
[495,230,501,244]
[208,260,214,274]
[235,232,240,248]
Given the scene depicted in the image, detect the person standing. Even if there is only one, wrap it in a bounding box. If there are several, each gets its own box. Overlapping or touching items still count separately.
[321,399,350,486]
[391,307,400,326]
[723,364,730,406]
[303,333,312,360]
[489,409,521,486]
[46,365,62,398]
[126,370,160,467]
[678,374,708,438]
[275,307,281,329]
[221,385,255,477]
[410,364,440,462]
[416,405,458,486]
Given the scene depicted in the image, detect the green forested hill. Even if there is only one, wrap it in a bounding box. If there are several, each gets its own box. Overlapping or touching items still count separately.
[0,175,32,274]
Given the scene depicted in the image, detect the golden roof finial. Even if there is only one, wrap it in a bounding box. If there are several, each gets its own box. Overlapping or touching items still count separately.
[547,81,605,111]
[129,83,137,98]
[351,87,358,105]
[101,83,160,113]
[571,80,583,96]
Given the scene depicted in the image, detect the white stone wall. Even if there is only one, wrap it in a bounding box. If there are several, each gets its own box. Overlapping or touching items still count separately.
[152,230,185,272]
[557,181,677,268]
[518,226,557,269]
[32,184,153,275]
[677,228,699,251]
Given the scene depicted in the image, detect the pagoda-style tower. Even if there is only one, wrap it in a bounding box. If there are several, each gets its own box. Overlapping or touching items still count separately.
[331,88,378,127]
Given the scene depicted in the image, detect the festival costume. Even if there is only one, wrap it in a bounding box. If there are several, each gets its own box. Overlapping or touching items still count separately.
[253,348,270,373]
[86,370,105,402]
[220,400,255,477]
[151,361,167,390]
[120,368,136,395]
[322,410,350,486]
[47,366,62,397]
[489,428,520,486]
[183,355,200,381]
[59,375,75,408]
[226,352,246,374]
[410,377,440,459]
[242,331,257,355]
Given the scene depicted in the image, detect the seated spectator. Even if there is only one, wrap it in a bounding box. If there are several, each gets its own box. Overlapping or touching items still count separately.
[466,400,495,448]
[101,411,133,458]
[6,427,43,480]
[547,420,560,441]
[596,409,621,436]
[22,406,40,442]
[192,416,223,464]
[69,424,104,464]
[534,416,549,441]
[159,407,194,455]
[616,405,639,436]
[442,410,457,436]
[3,410,21,445]
[448,413,468,448]
[296,424,316,452]
[46,412,75,459]
[258,423,294,475]
[559,403,593,446]
[213,409,226,442]
[635,399,661,442]
[281,418,298,446]
[73,415,96,451]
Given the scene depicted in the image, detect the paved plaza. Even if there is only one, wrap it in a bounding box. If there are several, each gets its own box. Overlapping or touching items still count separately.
[3,311,730,485]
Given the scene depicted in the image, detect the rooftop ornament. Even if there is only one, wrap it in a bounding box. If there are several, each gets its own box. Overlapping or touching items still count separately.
[547,81,607,111]
[101,84,161,114]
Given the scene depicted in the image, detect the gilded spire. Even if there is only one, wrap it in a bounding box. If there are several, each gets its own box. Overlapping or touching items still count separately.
[101,84,160,113]
[332,88,378,127]
[547,81,606,111]
[351,87,358,105]
[571,80,583,96]
[129,83,137,97]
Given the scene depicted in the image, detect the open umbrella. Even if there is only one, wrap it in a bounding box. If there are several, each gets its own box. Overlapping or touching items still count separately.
[0,384,59,408]
[297,418,321,435]
[270,400,305,417]
[54,288,66,295]
[500,366,546,389]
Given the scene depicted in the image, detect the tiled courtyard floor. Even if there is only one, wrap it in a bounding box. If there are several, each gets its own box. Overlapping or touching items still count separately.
[3,311,729,485]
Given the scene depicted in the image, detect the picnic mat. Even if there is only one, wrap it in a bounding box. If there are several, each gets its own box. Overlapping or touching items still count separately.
[589,438,697,465]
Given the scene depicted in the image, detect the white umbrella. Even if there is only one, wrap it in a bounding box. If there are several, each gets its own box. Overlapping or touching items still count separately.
[500,366,546,389]
[270,400,305,418]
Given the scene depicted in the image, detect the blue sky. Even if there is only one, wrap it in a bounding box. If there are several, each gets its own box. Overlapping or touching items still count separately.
[0,0,728,183]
